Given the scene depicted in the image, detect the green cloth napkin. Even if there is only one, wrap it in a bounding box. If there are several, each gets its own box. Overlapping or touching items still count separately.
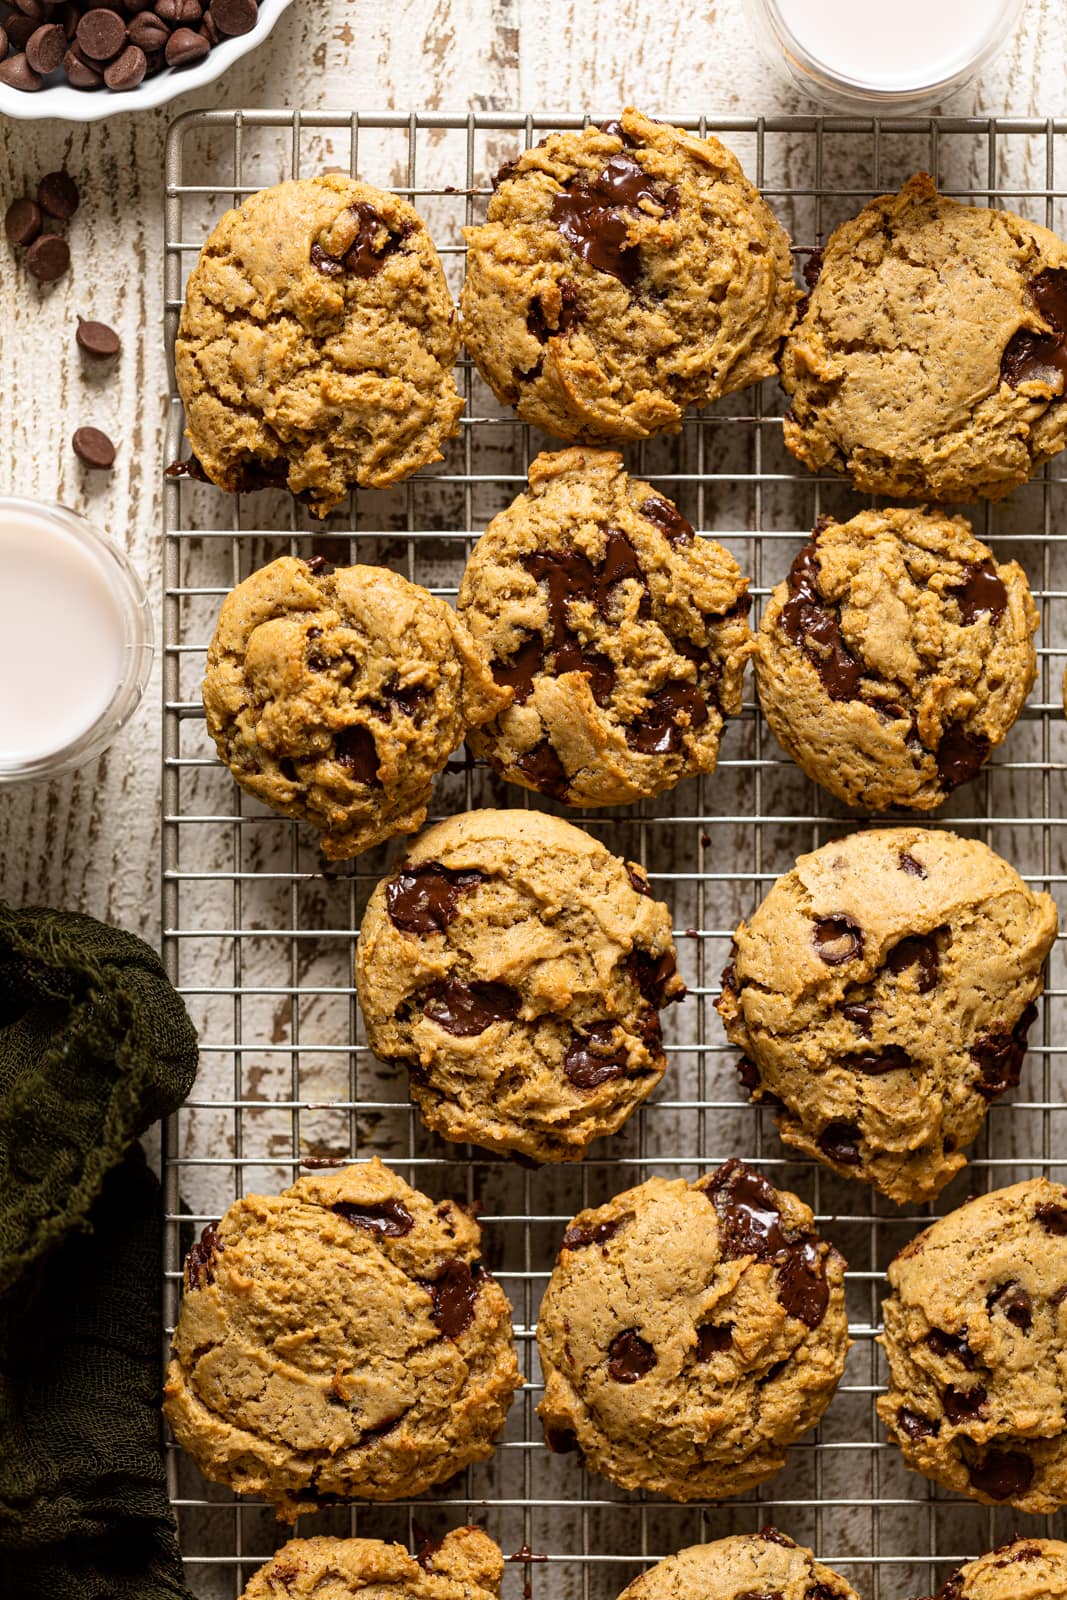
[0,904,200,1600]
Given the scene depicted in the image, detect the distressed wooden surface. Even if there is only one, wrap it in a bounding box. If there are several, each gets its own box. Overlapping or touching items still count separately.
[0,0,1063,938]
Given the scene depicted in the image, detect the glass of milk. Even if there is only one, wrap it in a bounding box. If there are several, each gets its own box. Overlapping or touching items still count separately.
[745,0,1024,111]
[0,498,153,783]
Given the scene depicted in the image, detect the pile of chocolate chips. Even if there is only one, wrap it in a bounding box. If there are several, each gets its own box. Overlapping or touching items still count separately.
[0,0,261,94]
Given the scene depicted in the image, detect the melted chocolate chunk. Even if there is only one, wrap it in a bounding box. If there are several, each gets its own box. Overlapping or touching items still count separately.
[967,1449,1033,1500]
[886,932,940,993]
[760,1529,796,1548]
[426,1258,481,1338]
[640,494,694,547]
[165,456,210,481]
[1036,1200,1067,1235]
[812,916,863,966]
[310,242,343,276]
[841,1002,874,1037]
[803,248,824,289]
[626,863,652,896]
[516,739,570,800]
[553,638,616,704]
[625,680,708,754]
[943,1383,987,1422]
[335,725,380,785]
[310,203,410,279]
[599,117,639,145]
[606,1328,657,1382]
[386,862,484,935]
[564,1023,629,1089]
[936,724,990,792]
[629,948,680,1008]
[736,1056,761,1091]
[422,980,520,1036]
[899,851,927,878]
[986,1281,1033,1331]
[493,634,545,703]
[562,1217,624,1250]
[949,561,1008,625]
[1001,268,1067,389]
[550,153,678,286]
[846,1045,916,1076]
[780,543,863,700]
[695,1322,733,1358]
[527,279,584,341]
[721,960,739,995]
[598,528,649,614]
[818,1121,861,1165]
[332,1199,414,1237]
[972,1001,1037,1100]
[897,1405,939,1440]
[926,1328,976,1369]
[705,1158,830,1328]
[186,1222,222,1290]
[303,554,336,575]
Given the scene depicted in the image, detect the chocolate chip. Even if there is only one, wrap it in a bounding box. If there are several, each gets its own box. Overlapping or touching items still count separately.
[1035,1200,1067,1235]
[564,1023,630,1089]
[515,739,569,800]
[491,634,543,703]
[128,10,171,49]
[640,494,694,547]
[209,0,258,34]
[0,25,7,56]
[626,863,651,896]
[695,1322,733,1358]
[0,52,43,89]
[422,979,520,1037]
[705,1158,831,1328]
[527,278,583,340]
[841,1002,874,1037]
[760,1529,796,1548]
[780,542,862,700]
[818,1121,861,1165]
[104,42,146,87]
[936,723,990,791]
[550,153,678,286]
[629,947,680,1009]
[599,117,638,145]
[562,1217,623,1251]
[76,7,128,58]
[25,22,68,74]
[986,1281,1032,1331]
[4,197,42,247]
[386,862,484,935]
[185,1221,223,1289]
[335,725,379,784]
[63,43,103,85]
[942,1383,987,1422]
[332,1199,414,1237]
[812,915,863,966]
[27,233,71,283]
[157,0,204,21]
[803,247,823,289]
[846,1045,916,1076]
[606,1328,656,1382]
[897,1405,939,1440]
[72,425,116,468]
[736,1055,760,1091]
[424,1258,480,1338]
[1001,268,1067,390]
[625,680,707,754]
[597,528,648,614]
[885,931,940,993]
[967,1449,1033,1500]
[972,1001,1037,1100]
[165,24,209,63]
[5,16,37,50]
[949,560,1007,625]
[898,851,927,878]
[303,554,335,575]
[926,1328,976,1368]
[76,318,121,359]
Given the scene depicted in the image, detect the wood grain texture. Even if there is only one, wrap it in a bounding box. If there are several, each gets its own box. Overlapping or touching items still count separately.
[0,0,1061,941]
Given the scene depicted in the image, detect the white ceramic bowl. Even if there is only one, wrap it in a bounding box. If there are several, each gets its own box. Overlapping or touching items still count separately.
[0,0,295,122]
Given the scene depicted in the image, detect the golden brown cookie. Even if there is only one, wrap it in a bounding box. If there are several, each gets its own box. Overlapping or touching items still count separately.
[462,108,798,442]
[456,448,754,806]
[238,1528,505,1600]
[717,827,1058,1205]
[354,808,685,1162]
[616,1532,860,1600]
[537,1161,849,1499]
[755,508,1038,810]
[163,1159,521,1520]
[878,1180,1067,1514]
[176,174,463,515]
[202,555,506,861]
[924,1538,1067,1600]
[782,173,1067,501]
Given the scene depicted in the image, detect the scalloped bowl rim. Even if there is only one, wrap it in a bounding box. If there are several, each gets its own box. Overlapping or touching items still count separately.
[0,0,296,122]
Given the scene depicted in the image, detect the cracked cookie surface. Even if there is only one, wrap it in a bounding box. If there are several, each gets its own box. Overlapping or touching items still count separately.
[536,1160,849,1499]
[163,1159,521,1520]
[354,808,685,1162]
[878,1180,1067,1513]
[781,172,1067,501]
[176,174,463,516]
[202,556,506,861]
[755,508,1038,810]
[239,1527,505,1600]
[457,448,754,806]
[716,828,1058,1205]
[617,1531,860,1600]
[461,108,799,442]
[924,1538,1067,1600]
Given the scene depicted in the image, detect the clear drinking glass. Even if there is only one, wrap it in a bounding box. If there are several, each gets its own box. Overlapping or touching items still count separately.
[0,497,154,783]
[743,0,1025,113]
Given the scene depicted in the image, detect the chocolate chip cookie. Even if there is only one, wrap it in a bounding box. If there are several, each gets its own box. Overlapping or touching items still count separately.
[755,509,1038,810]
[202,556,506,861]
[176,174,463,516]
[240,1528,505,1600]
[924,1538,1067,1600]
[716,828,1058,1205]
[782,173,1067,501]
[537,1160,849,1499]
[163,1159,521,1520]
[456,448,754,805]
[616,1531,860,1600]
[878,1179,1067,1513]
[461,108,799,442]
[354,808,685,1163]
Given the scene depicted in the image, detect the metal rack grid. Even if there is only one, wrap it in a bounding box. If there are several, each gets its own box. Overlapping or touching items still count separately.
[162,110,1067,1600]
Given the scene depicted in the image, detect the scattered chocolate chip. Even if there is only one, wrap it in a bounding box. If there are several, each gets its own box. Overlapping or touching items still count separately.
[424,1257,480,1338]
[926,1328,976,1368]
[332,1199,414,1237]
[971,1001,1037,1100]
[704,1158,831,1328]
[606,1328,656,1382]
[812,915,863,966]
[841,1002,874,1037]
[76,318,121,359]
[1035,1200,1067,1235]
[949,560,1007,625]
[640,494,694,547]
[942,1383,987,1422]
[898,850,927,878]
[625,679,707,754]
[897,1405,939,1440]
[4,197,42,247]
[986,1281,1032,1331]
[210,0,258,35]
[885,931,940,993]
[0,52,43,89]
[1001,268,1067,390]
[564,1022,630,1089]
[562,1217,623,1251]
[936,723,991,792]
[967,1449,1033,1500]
[846,1045,916,1076]
[818,1121,861,1165]
[780,541,862,700]
[422,979,520,1037]
[386,862,484,935]
[72,424,115,468]
[550,152,678,287]
[26,22,68,74]
[185,1221,222,1289]
[166,24,209,63]
[695,1322,733,1358]
[27,232,71,284]
[515,739,569,800]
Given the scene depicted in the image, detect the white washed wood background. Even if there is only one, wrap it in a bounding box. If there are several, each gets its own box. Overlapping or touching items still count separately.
[0,0,1063,933]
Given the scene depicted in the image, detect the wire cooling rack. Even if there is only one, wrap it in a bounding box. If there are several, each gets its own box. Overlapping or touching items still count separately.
[162,111,1067,1600]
